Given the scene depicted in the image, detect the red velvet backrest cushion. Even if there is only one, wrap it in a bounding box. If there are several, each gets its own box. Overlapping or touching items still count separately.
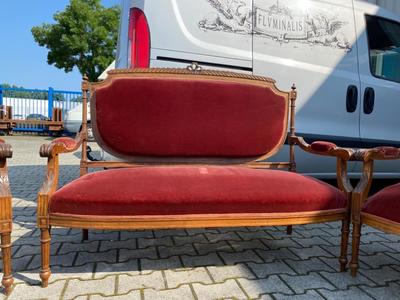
[92,77,288,158]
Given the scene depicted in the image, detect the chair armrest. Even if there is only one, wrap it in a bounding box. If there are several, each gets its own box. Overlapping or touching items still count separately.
[39,136,82,195]
[352,146,400,210]
[290,136,355,194]
[40,136,82,158]
[0,138,12,159]
[0,138,12,199]
[290,136,354,160]
[38,135,83,229]
[360,146,400,161]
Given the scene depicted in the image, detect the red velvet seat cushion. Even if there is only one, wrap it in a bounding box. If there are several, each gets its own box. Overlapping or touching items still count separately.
[363,183,400,223]
[50,167,346,216]
[51,137,78,150]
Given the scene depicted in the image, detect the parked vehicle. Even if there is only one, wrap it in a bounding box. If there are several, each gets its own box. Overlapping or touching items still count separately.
[108,0,400,177]
[64,104,87,133]
[13,114,24,120]
[26,113,49,121]
[64,103,94,140]
[24,113,50,131]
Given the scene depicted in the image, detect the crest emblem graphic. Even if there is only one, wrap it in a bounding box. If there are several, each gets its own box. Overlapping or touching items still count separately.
[199,0,352,50]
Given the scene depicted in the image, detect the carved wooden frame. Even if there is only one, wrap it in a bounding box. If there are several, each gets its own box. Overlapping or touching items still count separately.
[0,139,13,295]
[90,69,291,163]
[350,147,400,276]
[37,68,354,287]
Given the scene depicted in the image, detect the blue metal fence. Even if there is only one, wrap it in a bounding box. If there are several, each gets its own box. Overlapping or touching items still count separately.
[0,87,82,132]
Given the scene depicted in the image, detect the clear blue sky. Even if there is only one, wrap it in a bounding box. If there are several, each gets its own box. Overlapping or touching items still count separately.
[0,0,120,91]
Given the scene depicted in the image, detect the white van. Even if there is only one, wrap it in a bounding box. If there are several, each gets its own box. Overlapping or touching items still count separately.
[114,0,400,177]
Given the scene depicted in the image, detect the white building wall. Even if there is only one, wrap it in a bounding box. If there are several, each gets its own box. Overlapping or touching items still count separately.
[360,0,400,16]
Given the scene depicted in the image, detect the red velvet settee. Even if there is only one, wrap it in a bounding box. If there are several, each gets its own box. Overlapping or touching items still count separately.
[37,68,354,287]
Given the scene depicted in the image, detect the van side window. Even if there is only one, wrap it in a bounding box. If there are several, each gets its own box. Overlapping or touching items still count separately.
[366,15,400,83]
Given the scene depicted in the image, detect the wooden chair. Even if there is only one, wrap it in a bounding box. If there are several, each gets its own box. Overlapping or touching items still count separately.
[5,107,63,135]
[48,108,63,133]
[37,68,354,287]
[350,146,400,276]
[0,106,14,135]
[0,139,13,295]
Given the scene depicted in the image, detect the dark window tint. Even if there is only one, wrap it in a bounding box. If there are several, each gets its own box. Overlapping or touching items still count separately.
[366,15,400,83]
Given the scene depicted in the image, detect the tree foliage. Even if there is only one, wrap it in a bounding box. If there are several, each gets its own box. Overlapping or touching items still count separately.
[32,0,120,81]
[0,83,65,100]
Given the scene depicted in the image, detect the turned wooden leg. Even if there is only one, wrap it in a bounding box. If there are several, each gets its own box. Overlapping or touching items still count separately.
[286,225,293,235]
[1,233,13,295]
[40,228,51,288]
[350,222,362,277]
[82,229,89,241]
[339,218,350,272]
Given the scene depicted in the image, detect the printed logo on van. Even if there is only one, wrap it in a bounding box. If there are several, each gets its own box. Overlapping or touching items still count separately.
[255,7,307,39]
[199,0,352,51]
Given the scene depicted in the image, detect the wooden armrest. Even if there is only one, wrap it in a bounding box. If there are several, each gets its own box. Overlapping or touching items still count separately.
[360,146,400,161]
[335,146,400,163]
[40,136,82,158]
[38,135,82,201]
[290,136,354,193]
[290,136,354,160]
[38,136,82,228]
[0,138,12,159]
[352,147,400,206]
[0,139,12,199]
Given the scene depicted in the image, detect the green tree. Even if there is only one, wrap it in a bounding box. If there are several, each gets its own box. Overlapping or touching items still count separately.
[1,83,66,100]
[32,0,120,81]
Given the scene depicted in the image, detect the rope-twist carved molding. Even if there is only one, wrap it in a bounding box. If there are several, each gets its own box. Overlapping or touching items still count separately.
[106,68,277,84]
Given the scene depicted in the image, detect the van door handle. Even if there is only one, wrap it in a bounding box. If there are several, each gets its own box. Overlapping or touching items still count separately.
[346,85,358,113]
[363,87,375,114]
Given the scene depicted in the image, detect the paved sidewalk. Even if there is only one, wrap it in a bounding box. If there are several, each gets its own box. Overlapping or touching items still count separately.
[1,136,399,299]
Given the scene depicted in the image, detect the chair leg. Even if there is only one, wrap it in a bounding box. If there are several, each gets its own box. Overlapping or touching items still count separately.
[339,218,350,272]
[82,229,89,241]
[1,233,13,295]
[286,225,293,235]
[40,228,51,288]
[350,222,362,277]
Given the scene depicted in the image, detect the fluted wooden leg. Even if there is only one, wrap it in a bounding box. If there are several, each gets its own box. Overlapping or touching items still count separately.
[82,229,89,241]
[40,228,51,287]
[286,225,293,235]
[339,218,350,272]
[1,233,13,295]
[350,222,362,277]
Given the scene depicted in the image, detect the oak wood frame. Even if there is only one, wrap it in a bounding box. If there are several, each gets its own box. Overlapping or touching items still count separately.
[0,139,13,295]
[350,147,400,277]
[37,68,353,287]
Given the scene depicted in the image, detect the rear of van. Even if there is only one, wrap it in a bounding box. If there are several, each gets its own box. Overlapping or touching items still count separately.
[116,0,253,72]
[115,0,400,178]
[116,0,352,176]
